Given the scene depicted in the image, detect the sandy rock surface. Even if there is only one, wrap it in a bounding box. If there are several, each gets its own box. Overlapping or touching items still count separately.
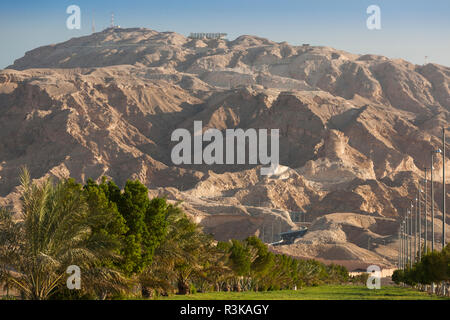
[1,28,449,268]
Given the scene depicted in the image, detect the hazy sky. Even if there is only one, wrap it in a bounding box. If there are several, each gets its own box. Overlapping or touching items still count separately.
[1,0,449,68]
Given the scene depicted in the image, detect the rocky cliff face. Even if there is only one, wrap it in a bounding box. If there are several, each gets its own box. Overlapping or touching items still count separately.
[1,27,449,267]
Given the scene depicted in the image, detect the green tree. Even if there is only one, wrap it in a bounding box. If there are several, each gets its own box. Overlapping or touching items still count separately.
[83,178,128,239]
[229,240,252,277]
[244,236,274,291]
[245,236,274,275]
[326,264,349,284]
[0,169,126,300]
[416,251,447,285]
[392,269,404,285]
[86,178,169,275]
[140,206,217,296]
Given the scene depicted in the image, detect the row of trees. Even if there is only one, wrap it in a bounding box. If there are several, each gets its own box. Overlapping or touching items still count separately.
[213,239,349,293]
[392,245,449,289]
[0,169,349,299]
[140,225,349,297]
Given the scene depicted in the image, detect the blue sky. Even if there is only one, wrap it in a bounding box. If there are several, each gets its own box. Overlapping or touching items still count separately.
[0,0,449,68]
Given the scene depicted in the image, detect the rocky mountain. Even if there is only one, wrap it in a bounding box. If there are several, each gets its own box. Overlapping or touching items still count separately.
[1,27,449,269]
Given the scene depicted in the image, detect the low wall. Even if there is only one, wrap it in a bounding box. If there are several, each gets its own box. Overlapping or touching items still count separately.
[349,267,397,278]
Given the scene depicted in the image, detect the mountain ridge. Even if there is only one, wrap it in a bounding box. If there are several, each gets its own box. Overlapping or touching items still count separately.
[1,27,449,268]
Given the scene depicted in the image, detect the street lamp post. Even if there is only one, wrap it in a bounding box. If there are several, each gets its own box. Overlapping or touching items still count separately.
[405,210,408,268]
[410,205,413,268]
[431,152,434,252]
[404,220,407,269]
[443,128,446,249]
[398,231,400,268]
[431,149,442,252]
[408,205,413,268]
[418,187,422,261]
[424,169,428,253]
[406,207,411,268]
[431,149,442,295]
[405,209,409,269]
[401,221,404,269]
[402,217,408,270]
[399,223,402,269]
[415,196,418,262]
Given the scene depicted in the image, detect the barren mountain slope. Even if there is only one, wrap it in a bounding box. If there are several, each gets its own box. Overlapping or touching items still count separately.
[1,28,449,268]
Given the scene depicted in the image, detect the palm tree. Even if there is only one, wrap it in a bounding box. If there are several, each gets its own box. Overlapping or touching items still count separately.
[138,202,184,297]
[200,250,232,292]
[139,204,218,296]
[0,168,127,299]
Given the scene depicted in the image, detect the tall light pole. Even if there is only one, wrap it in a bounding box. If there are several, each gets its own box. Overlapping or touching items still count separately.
[401,220,405,269]
[443,128,446,249]
[431,145,441,297]
[409,205,413,268]
[406,208,410,268]
[431,152,434,252]
[431,145,441,296]
[404,220,407,269]
[407,206,410,266]
[415,196,418,262]
[397,223,402,269]
[405,209,408,268]
[400,220,402,269]
[431,149,442,252]
[424,169,428,253]
[418,187,422,261]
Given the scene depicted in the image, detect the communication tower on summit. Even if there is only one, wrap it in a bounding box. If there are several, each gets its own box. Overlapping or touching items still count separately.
[107,12,120,30]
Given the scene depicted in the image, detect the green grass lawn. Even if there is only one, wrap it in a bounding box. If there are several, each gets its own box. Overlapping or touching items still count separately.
[157,285,449,300]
